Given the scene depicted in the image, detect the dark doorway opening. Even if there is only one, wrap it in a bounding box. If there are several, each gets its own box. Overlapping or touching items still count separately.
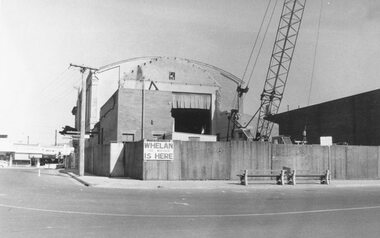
[171,109,211,134]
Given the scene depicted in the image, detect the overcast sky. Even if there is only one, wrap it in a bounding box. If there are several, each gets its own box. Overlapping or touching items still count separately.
[1,0,380,145]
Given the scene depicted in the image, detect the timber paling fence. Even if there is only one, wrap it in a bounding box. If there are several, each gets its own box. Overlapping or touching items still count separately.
[86,141,380,180]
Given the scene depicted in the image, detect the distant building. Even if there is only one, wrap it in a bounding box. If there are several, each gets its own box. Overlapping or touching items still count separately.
[0,137,73,167]
[266,89,380,145]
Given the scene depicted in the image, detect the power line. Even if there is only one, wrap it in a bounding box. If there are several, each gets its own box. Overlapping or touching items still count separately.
[241,0,273,83]
[230,0,278,112]
[38,70,78,100]
[307,0,323,106]
[246,0,279,87]
[38,67,73,96]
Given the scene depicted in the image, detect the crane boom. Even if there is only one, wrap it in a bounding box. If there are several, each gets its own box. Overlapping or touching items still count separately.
[255,0,306,140]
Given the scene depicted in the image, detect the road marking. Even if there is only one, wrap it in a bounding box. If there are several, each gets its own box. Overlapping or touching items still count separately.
[1,203,380,218]
[170,201,190,206]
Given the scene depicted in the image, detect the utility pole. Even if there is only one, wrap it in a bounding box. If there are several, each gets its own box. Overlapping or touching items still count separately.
[137,66,145,141]
[69,63,98,176]
[55,129,57,146]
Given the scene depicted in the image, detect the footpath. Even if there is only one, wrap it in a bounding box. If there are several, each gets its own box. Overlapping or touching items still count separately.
[61,169,380,190]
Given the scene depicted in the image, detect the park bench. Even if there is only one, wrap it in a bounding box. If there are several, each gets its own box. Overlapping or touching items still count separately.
[288,169,331,185]
[237,169,287,186]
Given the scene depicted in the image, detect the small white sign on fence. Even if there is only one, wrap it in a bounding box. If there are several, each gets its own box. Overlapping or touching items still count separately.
[144,140,174,161]
[320,136,333,146]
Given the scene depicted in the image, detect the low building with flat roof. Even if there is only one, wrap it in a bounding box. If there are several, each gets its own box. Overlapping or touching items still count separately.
[266,89,380,145]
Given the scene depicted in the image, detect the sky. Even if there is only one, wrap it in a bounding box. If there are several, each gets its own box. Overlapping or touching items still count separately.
[1,0,380,145]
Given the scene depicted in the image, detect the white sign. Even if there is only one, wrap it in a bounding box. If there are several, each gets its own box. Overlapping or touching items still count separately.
[144,140,174,161]
[320,136,333,146]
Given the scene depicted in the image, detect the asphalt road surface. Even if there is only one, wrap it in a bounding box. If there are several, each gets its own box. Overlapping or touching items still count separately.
[1,168,380,238]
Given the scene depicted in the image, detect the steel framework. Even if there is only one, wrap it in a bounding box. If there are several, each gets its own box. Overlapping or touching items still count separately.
[255,0,306,140]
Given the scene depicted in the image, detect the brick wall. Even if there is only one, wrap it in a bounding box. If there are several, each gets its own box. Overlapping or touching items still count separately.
[117,88,173,141]
[99,91,119,144]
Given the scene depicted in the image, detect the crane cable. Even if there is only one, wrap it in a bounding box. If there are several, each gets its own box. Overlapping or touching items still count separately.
[229,0,274,111]
[245,0,279,88]
[304,0,323,141]
[231,0,278,111]
[232,0,279,129]
[307,0,323,106]
[228,0,283,140]
[241,0,273,84]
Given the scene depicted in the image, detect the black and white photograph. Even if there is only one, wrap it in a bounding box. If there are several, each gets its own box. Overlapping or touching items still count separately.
[1,0,380,237]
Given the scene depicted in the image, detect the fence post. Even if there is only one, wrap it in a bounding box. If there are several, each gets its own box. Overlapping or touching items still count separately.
[280,170,285,185]
[292,169,296,185]
[328,145,331,172]
[378,146,380,179]
[244,169,248,186]
[326,170,331,185]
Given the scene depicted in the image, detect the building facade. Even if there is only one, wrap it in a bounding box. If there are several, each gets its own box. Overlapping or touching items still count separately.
[72,57,253,176]
[78,57,247,143]
[267,89,380,145]
[0,137,73,167]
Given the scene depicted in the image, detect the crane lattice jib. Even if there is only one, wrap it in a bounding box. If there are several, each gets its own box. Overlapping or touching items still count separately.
[256,0,306,140]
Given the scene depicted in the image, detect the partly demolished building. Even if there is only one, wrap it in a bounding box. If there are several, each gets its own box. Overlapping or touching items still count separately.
[72,57,252,176]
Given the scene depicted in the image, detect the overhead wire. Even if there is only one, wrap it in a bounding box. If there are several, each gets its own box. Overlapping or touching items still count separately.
[41,79,80,106]
[37,70,78,103]
[246,0,279,87]
[232,0,279,129]
[303,0,323,141]
[227,0,280,137]
[38,66,86,108]
[230,0,277,111]
[38,67,73,96]
[307,0,323,106]
[240,0,273,84]
[35,79,81,121]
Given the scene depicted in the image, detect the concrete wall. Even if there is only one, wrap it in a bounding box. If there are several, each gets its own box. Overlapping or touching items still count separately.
[123,141,272,180]
[88,140,380,180]
[85,140,125,177]
[124,141,144,179]
[177,141,229,180]
[271,144,329,173]
[122,141,380,180]
[110,143,125,177]
[85,139,110,177]
[332,145,380,179]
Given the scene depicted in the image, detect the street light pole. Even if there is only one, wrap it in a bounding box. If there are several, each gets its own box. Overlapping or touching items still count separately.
[69,63,98,176]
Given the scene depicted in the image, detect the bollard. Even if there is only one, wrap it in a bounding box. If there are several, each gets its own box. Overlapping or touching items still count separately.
[326,170,331,185]
[38,169,41,177]
[244,169,248,186]
[280,170,285,185]
[292,170,296,186]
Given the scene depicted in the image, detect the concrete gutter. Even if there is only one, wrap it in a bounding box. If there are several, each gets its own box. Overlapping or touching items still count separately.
[60,169,380,190]
[64,171,92,187]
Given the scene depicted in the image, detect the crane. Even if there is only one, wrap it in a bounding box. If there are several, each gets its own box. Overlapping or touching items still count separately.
[229,0,306,141]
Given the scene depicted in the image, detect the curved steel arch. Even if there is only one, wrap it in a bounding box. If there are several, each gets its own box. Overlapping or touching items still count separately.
[97,56,243,85]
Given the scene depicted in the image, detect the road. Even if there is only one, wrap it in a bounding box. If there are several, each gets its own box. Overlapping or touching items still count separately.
[1,168,380,238]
